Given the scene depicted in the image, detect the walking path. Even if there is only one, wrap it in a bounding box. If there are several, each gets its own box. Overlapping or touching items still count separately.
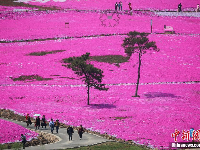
[1,117,114,150]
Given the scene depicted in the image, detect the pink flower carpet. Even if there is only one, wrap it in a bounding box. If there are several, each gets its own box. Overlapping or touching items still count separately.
[0,0,200,149]
[0,119,38,144]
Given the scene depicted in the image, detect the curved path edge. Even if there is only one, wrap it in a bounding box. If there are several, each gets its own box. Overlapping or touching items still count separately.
[0,117,114,150]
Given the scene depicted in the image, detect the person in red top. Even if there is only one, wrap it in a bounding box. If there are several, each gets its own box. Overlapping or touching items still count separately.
[26,114,32,127]
[128,2,132,11]
[78,125,85,140]
[25,114,29,120]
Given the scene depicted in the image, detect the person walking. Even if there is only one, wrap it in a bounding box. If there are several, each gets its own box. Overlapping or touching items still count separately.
[21,134,26,149]
[115,2,118,11]
[41,115,47,129]
[49,118,54,134]
[196,4,200,12]
[78,125,85,140]
[26,114,32,127]
[55,119,60,133]
[120,1,122,11]
[67,126,74,141]
[35,116,40,129]
[178,3,182,12]
[128,2,132,11]
[118,2,121,11]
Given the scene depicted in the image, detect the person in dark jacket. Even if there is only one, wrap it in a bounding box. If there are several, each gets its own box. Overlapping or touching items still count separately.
[41,115,47,129]
[55,119,60,133]
[120,1,122,11]
[67,126,74,141]
[178,3,182,12]
[35,116,40,129]
[118,2,121,11]
[78,125,85,140]
[21,134,26,149]
[115,2,118,11]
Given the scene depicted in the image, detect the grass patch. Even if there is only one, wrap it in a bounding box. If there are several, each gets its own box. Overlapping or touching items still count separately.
[0,142,22,150]
[89,55,130,64]
[114,116,132,120]
[62,55,130,64]
[28,50,65,56]
[164,31,175,34]
[59,77,76,79]
[64,141,149,150]
[10,75,52,81]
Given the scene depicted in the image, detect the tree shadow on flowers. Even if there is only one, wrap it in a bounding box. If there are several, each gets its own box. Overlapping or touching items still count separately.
[87,104,116,109]
[144,92,179,98]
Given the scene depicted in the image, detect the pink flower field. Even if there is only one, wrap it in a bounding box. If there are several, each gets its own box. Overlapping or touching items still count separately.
[1,10,200,41]
[0,0,200,149]
[0,119,38,144]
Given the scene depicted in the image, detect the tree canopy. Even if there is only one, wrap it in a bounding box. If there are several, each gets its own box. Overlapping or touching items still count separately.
[122,31,160,97]
[63,53,108,105]
[122,31,159,57]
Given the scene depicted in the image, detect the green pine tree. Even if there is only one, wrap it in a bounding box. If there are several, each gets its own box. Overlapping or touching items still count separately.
[63,53,108,105]
[122,31,160,97]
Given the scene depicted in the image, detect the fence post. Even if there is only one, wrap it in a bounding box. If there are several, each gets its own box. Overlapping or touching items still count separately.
[65,22,69,28]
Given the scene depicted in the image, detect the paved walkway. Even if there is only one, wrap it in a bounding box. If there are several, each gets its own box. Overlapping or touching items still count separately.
[1,117,114,150]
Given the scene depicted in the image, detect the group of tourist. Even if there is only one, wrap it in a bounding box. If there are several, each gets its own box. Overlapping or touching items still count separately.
[114,2,199,12]
[26,114,62,134]
[115,2,132,11]
[48,118,60,133]
[26,114,48,129]
[67,125,85,141]
[25,114,85,142]
[115,2,123,11]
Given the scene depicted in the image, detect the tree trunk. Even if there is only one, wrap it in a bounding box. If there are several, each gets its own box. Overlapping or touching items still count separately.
[87,84,90,105]
[134,52,141,97]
